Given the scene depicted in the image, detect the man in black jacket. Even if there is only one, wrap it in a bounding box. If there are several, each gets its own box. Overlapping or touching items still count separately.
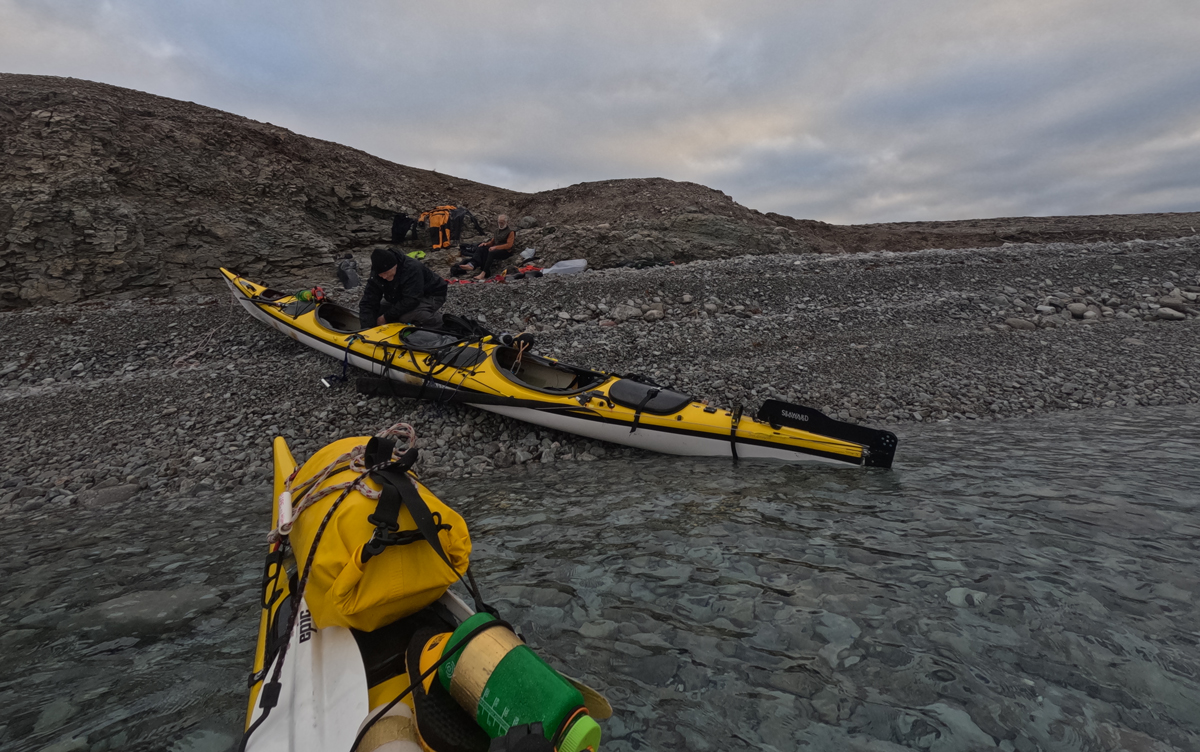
[358,247,448,329]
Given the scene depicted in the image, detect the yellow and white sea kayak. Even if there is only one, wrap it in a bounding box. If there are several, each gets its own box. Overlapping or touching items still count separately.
[221,268,897,468]
[243,429,611,752]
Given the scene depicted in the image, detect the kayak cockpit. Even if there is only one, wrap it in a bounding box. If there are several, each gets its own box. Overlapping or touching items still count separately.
[255,287,289,301]
[316,303,368,334]
[492,347,609,395]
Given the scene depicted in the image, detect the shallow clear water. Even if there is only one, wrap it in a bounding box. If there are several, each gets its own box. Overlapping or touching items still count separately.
[4,406,1199,752]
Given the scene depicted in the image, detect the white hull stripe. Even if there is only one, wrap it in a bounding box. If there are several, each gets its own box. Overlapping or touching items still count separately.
[226,278,861,465]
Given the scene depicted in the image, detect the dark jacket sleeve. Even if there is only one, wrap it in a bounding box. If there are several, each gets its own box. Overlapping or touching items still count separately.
[358,276,385,326]
[422,264,449,299]
[381,258,425,322]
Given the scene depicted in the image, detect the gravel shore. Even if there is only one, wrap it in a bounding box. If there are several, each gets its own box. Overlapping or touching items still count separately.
[0,237,1197,512]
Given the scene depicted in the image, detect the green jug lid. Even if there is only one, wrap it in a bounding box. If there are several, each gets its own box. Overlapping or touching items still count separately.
[559,714,601,752]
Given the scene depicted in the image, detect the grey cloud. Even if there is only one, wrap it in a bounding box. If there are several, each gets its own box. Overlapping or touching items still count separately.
[2,0,1198,222]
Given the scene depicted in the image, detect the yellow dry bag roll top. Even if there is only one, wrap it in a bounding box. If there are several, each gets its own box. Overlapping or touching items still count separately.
[286,436,471,632]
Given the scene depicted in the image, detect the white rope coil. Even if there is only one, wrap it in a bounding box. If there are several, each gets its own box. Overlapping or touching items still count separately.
[267,422,416,545]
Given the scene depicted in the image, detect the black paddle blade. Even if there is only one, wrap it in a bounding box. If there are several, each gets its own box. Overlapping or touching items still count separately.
[757,399,899,469]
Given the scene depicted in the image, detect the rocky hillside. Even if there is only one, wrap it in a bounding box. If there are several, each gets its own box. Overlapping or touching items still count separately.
[3,72,1199,309]
[0,73,520,308]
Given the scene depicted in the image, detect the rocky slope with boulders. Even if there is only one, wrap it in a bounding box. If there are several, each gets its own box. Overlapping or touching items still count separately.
[5,72,1200,311]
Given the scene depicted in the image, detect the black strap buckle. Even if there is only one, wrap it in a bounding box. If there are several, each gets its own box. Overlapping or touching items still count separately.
[729,403,743,463]
[629,387,660,434]
[362,510,450,564]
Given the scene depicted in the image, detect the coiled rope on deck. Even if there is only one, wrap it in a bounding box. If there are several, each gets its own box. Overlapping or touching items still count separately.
[267,422,416,545]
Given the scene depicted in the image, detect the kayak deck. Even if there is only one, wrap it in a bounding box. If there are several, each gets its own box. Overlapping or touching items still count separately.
[222,268,897,468]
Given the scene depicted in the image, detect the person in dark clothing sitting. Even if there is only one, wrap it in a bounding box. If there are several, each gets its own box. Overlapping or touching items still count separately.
[452,215,516,280]
[359,247,448,329]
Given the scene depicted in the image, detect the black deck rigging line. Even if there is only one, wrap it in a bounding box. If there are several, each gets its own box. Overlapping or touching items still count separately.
[729,403,743,464]
[355,377,591,413]
[237,472,367,752]
[326,334,365,385]
[628,387,661,434]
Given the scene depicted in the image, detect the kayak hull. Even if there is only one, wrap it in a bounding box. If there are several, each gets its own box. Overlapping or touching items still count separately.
[222,268,897,468]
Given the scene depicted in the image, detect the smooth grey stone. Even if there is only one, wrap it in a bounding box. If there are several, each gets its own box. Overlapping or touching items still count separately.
[638,654,680,687]
[34,699,78,734]
[38,739,88,752]
[78,483,139,507]
[168,727,239,752]
[611,304,641,322]
[946,587,987,607]
[60,587,223,637]
[579,620,618,639]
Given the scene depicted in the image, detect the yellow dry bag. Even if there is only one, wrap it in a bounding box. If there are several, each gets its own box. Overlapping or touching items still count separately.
[285,435,471,632]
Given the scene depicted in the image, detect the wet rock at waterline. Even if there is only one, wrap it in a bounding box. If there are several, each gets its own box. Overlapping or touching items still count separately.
[59,587,224,638]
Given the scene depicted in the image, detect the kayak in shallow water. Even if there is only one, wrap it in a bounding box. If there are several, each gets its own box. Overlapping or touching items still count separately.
[222,268,898,468]
[242,424,610,752]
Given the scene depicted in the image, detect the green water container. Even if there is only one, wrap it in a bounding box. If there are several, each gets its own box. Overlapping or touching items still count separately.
[438,613,602,752]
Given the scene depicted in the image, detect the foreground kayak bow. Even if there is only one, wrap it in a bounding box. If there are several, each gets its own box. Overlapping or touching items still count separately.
[243,427,611,752]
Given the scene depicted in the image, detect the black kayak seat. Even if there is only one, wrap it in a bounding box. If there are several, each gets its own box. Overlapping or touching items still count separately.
[607,379,692,415]
[315,303,367,333]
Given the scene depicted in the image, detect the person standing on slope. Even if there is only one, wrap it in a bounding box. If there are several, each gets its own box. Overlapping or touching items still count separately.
[358,247,447,329]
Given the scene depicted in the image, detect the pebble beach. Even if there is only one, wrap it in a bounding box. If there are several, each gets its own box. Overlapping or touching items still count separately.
[1,236,1198,507]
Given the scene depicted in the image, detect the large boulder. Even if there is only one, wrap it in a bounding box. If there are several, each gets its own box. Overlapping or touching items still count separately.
[58,587,224,638]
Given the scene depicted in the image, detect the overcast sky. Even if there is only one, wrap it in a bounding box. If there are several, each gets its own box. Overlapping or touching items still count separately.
[3,0,1199,223]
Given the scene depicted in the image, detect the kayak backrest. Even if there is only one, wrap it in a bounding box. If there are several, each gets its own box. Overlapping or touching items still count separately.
[607,379,692,415]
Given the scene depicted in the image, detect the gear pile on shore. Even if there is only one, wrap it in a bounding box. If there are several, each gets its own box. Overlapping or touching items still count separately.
[1,235,1196,518]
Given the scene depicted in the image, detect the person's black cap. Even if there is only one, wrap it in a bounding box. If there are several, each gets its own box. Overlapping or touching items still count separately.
[370,247,397,276]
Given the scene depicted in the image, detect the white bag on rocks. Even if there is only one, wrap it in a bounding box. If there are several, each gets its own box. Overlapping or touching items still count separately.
[543,259,587,275]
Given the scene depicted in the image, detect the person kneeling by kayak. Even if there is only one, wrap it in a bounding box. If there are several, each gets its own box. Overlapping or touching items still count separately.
[359,247,447,329]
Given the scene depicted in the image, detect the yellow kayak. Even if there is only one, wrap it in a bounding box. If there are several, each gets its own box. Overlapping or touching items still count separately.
[221,268,897,467]
[243,429,611,752]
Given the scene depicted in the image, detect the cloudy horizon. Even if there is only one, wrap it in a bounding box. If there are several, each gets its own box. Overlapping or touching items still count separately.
[2,0,1198,224]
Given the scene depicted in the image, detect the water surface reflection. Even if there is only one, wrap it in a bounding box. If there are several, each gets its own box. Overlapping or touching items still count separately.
[3,406,1198,751]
